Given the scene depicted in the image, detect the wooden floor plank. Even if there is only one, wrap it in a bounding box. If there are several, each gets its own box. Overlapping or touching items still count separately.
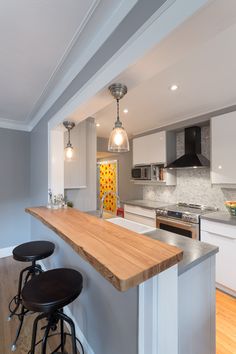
[216,289,236,354]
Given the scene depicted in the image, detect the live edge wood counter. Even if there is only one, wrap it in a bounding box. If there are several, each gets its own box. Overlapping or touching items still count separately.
[26,207,183,292]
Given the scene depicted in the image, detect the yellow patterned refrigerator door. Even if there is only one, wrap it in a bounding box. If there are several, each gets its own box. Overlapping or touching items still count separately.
[98,161,118,214]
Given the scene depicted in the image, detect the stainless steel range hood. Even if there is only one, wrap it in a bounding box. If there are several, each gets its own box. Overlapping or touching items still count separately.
[166,126,210,169]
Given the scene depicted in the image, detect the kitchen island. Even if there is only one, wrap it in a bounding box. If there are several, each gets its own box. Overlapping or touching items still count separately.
[26,207,218,354]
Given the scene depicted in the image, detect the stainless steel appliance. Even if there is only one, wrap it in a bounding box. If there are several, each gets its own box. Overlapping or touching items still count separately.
[156,203,217,240]
[131,165,151,180]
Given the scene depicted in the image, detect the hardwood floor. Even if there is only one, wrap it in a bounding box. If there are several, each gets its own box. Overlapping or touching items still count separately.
[216,289,236,354]
[0,256,74,354]
[0,257,236,353]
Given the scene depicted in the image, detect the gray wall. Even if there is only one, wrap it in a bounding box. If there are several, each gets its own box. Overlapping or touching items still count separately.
[143,126,236,210]
[97,137,142,207]
[0,128,30,248]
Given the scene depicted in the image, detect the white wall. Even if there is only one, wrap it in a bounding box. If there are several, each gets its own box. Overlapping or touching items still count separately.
[65,118,97,211]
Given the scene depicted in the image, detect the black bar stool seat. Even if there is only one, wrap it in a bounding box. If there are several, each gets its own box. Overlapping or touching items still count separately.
[22,268,83,313]
[22,268,83,354]
[13,240,55,262]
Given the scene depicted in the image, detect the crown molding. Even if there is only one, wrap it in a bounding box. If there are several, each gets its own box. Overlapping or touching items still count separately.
[0,117,30,132]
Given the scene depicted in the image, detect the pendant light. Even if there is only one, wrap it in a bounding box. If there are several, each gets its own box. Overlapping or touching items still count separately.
[63,121,75,160]
[108,83,129,152]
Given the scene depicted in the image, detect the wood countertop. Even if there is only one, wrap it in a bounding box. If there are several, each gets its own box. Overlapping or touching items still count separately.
[26,207,183,291]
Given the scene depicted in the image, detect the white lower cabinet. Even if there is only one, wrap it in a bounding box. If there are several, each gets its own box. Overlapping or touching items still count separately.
[201,219,236,296]
[124,204,156,227]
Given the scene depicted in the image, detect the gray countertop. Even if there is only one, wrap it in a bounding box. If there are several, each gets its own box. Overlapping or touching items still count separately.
[123,199,170,210]
[86,210,218,276]
[201,211,236,225]
[144,229,218,275]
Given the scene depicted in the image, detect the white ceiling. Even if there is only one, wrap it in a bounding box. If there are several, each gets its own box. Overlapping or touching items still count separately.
[0,0,98,128]
[70,0,236,138]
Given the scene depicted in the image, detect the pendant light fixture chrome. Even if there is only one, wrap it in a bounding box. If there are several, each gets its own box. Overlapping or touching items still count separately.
[108,83,129,152]
[63,121,75,160]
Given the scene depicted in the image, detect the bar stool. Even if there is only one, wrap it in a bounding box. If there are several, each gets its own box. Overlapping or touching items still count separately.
[8,240,55,351]
[22,268,83,354]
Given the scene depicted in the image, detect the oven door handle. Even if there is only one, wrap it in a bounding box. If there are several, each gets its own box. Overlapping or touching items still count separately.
[156,216,197,230]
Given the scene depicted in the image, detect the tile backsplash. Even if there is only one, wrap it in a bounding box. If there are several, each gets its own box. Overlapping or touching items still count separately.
[143,126,236,210]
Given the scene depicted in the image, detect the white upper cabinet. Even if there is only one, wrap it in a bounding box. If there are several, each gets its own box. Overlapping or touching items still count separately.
[211,112,236,184]
[133,131,167,165]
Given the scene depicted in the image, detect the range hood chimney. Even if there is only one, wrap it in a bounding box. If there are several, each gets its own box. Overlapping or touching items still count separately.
[166,126,210,169]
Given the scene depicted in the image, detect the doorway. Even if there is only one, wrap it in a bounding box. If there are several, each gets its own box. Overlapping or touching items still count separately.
[97,160,118,213]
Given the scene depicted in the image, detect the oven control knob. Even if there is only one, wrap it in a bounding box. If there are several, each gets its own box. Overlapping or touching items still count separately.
[156,209,161,216]
[183,214,190,222]
[162,210,168,217]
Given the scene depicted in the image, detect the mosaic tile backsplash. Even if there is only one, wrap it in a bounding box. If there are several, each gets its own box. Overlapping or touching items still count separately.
[143,126,236,211]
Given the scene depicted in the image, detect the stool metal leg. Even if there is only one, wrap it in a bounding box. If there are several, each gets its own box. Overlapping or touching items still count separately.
[7,266,27,321]
[60,312,77,354]
[11,305,26,351]
[41,315,53,354]
[8,262,42,321]
[30,313,47,354]
[60,317,65,352]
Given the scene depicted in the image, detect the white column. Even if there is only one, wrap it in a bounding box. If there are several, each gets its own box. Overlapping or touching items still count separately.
[138,265,178,354]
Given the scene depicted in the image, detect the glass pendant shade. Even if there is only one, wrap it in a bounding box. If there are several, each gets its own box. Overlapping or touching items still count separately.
[65,145,74,160]
[108,126,129,152]
[107,83,129,152]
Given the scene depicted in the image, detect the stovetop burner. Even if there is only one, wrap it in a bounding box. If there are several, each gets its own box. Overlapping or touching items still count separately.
[177,202,217,212]
[156,202,218,224]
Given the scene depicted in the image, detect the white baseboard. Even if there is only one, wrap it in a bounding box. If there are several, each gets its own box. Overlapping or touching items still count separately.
[0,245,16,258]
[216,282,236,298]
[38,260,94,354]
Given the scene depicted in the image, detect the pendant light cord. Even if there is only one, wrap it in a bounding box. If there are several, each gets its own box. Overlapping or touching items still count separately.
[116,98,120,123]
[67,128,72,147]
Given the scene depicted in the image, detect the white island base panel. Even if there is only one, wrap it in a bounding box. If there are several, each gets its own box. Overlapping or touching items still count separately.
[139,256,216,354]
[139,265,178,354]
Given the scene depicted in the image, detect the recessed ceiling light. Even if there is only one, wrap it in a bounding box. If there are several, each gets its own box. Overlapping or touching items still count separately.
[123,108,128,114]
[170,84,178,91]
[96,123,100,127]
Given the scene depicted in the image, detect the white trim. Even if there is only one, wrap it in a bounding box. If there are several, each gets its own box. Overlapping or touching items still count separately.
[138,265,178,354]
[0,118,30,132]
[216,282,236,298]
[38,261,94,354]
[47,0,211,132]
[0,245,16,258]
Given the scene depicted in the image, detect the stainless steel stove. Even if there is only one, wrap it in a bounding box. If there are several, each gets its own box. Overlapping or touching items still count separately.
[156,203,218,240]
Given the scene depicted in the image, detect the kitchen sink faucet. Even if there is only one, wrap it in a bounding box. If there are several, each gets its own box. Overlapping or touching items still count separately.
[100,191,120,218]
